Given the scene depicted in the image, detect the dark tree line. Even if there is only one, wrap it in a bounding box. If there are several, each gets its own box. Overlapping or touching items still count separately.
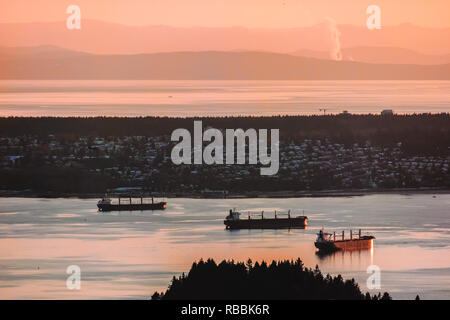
[152,258,392,300]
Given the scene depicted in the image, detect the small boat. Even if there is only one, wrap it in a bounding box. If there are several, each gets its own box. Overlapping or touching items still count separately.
[314,229,375,252]
[224,209,307,230]
[97,196,166,211]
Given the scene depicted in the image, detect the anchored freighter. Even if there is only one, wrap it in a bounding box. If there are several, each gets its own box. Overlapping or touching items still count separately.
[97,197,166,211]
[224,209,307,230]
[314,229,375,252]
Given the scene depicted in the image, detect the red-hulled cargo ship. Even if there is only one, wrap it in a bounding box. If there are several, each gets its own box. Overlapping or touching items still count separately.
[314,229,375,252]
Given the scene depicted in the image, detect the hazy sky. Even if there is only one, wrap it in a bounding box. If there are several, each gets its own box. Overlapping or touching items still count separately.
[1,0,449,28]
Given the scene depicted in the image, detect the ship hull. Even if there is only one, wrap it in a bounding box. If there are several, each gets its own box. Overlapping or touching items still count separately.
[315,236,374,252]
[224,217,307,230]
[97,202,166,211]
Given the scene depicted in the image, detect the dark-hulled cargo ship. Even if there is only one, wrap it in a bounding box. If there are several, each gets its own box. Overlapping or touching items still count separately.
[224,209,307,230]
[97,197,166,211]
[314,229,375,252]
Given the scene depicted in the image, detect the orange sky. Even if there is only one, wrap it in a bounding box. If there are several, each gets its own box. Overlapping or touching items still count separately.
[1,0,449,28]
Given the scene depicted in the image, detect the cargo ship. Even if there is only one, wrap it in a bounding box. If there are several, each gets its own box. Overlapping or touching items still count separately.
[97,197,166,211]
[314,229,375,252]
[224,209,307,230]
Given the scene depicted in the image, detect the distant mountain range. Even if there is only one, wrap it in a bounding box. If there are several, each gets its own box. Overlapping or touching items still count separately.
[1,20,450,58]
[292,47,450,65]
[1,46,449,80]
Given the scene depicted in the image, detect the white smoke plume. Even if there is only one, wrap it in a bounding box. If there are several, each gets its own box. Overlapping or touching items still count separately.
[324,17,342,61]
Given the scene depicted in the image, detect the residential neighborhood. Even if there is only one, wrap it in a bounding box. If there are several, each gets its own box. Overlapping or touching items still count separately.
[1,133,448,194]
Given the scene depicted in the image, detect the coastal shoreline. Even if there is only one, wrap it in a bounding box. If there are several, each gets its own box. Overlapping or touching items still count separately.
[0,187,448,199]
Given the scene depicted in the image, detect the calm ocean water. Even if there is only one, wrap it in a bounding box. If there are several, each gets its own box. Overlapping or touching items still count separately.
[0,80,449,116]
[0,194,449,299]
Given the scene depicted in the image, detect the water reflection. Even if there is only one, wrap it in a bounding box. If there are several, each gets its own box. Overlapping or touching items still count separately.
[315,247,373,264]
